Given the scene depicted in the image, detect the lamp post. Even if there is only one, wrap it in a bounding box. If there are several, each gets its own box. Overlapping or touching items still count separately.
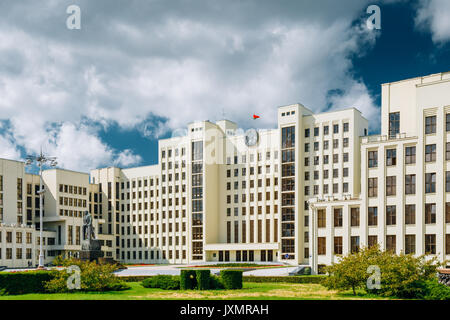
[26,149,57,269]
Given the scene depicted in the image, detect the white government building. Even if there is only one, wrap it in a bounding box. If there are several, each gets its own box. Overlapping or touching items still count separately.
[1,71,449,273]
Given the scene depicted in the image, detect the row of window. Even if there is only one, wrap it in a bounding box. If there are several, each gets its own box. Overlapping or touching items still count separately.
[368,143,450,168]
[304,153,349,166]
[58,184,87,195]
[0,231,33,244]
[318,234,450,256]
[161,147,186,159]
[226,178,279,190]
[305,123,350,138]
[226,219,278,243]
[368,171,450,196]
[305,138,349,152]
[317,203,450,228]
[226,205,279,216]
[226,151,279,165]
[0,247,34,260]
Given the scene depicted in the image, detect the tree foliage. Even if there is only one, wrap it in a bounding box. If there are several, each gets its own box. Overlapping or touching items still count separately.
[323,245,446,298]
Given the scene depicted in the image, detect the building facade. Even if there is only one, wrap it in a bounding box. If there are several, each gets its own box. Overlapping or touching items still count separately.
[0,71,449,270]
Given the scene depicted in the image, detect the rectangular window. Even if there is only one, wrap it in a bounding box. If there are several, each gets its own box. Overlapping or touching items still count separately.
[368,178,378,197]
[368,207,378,226]
[333,208,343,227]
[350,207,360,227]
[318,237,326,255]
[405,235,416,254]
[405,174,416,195]
[425,115,436,134]
[368,235,378,248]
[318,209,326,228]
[446,172,450,193]
[368,151,378,168]
[405,204,416,225]
[386,176,396,196]
[446,203,450,224]
[446,113,450,132]
[425,234,436,254]
[334,237,343,255]
[386,149,397,166]
[386,235,396,252]
[389,112,400,138]
[425,173,436,193]
[425,144,436,162]
[405,146,416,164]
[425,203,436,224]
[386,205,396,225]
[447,143,450,161]
[351,236,360,253]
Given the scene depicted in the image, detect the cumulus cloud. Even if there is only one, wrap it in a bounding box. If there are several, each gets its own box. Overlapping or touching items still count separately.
[0,0,396,169]
[415,0,450,43]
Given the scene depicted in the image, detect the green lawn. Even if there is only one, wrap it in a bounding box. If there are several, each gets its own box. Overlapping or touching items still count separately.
[0,282,391,300]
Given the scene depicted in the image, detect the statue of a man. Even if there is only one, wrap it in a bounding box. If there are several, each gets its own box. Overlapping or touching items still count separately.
[82,211,96,241]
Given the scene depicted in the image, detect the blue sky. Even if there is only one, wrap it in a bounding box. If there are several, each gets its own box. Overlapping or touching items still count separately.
[0,0,449,172]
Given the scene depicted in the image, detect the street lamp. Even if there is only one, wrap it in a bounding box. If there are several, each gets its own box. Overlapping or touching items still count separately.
[26,149,57,269]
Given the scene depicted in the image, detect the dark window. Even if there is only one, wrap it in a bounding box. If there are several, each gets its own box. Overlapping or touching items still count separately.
[425,116,436,134]
[405,146,416,164]
[386,205,396,225]
[405,174,416,195]
[386,149,397,166]
[425,173,436,193]
[368,151,378,168]
[389,112,400,138]
[368,207,378,226]
[425,144,436,162]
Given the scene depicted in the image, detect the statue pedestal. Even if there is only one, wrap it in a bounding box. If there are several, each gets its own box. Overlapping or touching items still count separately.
[79,239,104,262]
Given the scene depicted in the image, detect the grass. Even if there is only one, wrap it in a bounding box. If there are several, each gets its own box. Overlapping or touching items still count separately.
[0,282,392,300]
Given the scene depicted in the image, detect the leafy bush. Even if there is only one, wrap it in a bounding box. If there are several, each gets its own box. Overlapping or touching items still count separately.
[180,270,197,290]
[0,271,56,295]
[196,270,211,290]
[44,259,130,293]
[422,279,450,300]
[209,275,225,289]
[220,270,243,289]
[323,245,444,298]
[141,275,180,290]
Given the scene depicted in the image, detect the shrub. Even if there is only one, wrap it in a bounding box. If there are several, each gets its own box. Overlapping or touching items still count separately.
[0,271,56,295]
[220,270,243,289]
[195,270,211,290]
[209,275,225,289]
[323,245,444,298]
[142,275,180,290]
[422,279,450,300]
[180,270,197,290]
[44,259,130,293]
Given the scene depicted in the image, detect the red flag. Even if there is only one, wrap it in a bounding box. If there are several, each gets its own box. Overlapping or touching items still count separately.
[253,114,260,119]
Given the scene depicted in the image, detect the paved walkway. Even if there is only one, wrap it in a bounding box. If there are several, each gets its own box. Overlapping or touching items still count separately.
[114,263,297,277]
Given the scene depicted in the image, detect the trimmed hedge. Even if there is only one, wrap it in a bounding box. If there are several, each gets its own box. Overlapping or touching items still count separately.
[196,270,211,290]
[243,275,325,284]
[142,275,180,290]
[180,270,197,290]
[0,271,55,295]
[220,270,243,289]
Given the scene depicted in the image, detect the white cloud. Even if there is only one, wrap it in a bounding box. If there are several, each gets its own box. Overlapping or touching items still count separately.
[43,123,141,172]
[0,132,21,160]
[0,0,388,169]
[415,0,450,43]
